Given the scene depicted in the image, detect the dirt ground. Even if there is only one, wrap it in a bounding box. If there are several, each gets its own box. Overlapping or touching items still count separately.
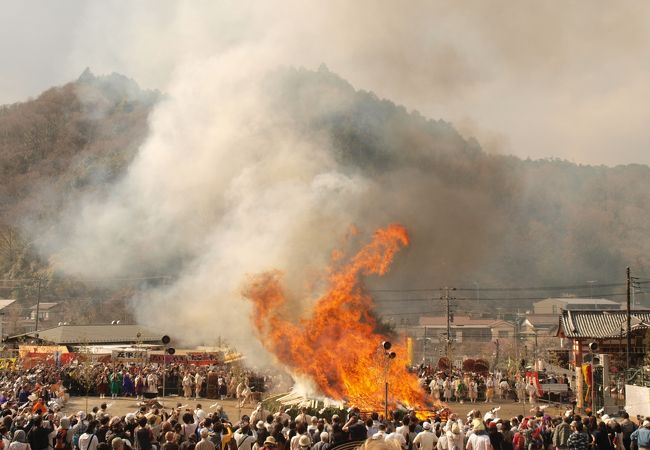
[61,395,570,422]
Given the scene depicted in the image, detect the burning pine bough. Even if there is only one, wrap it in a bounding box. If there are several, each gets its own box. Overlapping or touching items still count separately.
[242,224,432,411]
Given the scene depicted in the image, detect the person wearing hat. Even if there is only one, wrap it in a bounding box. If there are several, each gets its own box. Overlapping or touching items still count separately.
[466,420,491,450]
[446,423,464,450]
[9,429,30,450]
[413,422,438,450]
[631,421,650,450]
[262,436,277,450]
[297,436,310,450]
[55,417,73,450]
[255,421,269,449]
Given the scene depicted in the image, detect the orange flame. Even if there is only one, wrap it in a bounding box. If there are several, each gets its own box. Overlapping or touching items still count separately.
[242,224,427,410]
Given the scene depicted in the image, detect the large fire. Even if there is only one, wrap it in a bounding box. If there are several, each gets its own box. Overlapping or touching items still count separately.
[242,224,427,410]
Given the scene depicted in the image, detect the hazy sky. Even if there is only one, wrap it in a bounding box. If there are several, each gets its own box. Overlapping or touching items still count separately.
[2,0,650,166]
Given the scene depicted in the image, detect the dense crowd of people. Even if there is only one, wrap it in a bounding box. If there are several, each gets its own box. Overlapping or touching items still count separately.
[0,360,642,450]
[54,363,286,406]
[416,368,573,404]
[0,392,645,450]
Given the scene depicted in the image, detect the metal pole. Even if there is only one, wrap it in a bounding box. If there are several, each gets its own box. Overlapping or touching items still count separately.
[384,380,388,420]
[626,267,631,376]
[162,353,166,404]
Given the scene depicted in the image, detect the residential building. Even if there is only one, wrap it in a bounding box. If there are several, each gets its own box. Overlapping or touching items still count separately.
[533,298,621,315]
[418,315,515,342]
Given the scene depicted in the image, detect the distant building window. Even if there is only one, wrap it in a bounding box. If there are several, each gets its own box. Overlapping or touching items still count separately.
[498,330,509,338]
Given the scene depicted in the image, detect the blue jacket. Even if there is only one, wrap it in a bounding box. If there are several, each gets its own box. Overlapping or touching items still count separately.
[631,428,650,448]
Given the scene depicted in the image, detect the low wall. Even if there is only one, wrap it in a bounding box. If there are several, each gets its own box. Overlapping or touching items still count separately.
[625,384,650,417]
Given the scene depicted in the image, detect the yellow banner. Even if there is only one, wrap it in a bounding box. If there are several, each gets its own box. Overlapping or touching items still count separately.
[18,345,68,358]
[0,358,17,370]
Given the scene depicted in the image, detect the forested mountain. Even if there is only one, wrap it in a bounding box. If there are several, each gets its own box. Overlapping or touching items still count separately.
[1,67,649,323]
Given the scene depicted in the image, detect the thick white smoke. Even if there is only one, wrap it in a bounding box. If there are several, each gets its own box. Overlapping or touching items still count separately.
[30,2,529,363]
[42,52,378,362]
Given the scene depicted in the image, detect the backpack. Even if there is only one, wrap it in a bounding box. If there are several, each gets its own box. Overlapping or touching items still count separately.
[514,432,527,450]
[55,429,70,450]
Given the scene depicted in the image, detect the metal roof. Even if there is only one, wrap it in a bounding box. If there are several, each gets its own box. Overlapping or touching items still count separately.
[8,324,164,345]
[550,298,619,305]
[558,309,650,339]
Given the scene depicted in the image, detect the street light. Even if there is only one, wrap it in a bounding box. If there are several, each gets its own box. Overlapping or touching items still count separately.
[380,341,397,419]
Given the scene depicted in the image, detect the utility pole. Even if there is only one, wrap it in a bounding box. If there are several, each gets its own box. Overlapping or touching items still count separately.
[441,287,456,369]
[514,311,520,362]
[422,326,427,363]
[626,267,632,375]
[34,278,42,335]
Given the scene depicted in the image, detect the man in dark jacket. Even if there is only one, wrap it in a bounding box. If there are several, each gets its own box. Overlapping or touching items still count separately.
[28,416,54,450]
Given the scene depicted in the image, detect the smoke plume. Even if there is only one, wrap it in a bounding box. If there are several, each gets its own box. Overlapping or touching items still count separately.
[32,3,522,366]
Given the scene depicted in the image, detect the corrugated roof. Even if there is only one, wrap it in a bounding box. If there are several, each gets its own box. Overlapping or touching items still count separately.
[10,324,164,344]
[558,309,650,339]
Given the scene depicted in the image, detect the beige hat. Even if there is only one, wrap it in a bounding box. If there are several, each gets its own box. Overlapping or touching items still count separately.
[264,437,277,446]
[298,435,311,448]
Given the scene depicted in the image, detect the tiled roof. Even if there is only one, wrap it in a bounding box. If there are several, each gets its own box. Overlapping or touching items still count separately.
[558,309,650,339]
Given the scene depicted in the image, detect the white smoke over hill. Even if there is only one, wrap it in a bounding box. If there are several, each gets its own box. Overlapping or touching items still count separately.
[38,52,508,361]
[28,1,650,360]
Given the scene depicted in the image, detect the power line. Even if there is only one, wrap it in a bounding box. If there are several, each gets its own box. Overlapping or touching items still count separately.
[0,275,171,284]
[370,282,626,293]
[374,290,644,303]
